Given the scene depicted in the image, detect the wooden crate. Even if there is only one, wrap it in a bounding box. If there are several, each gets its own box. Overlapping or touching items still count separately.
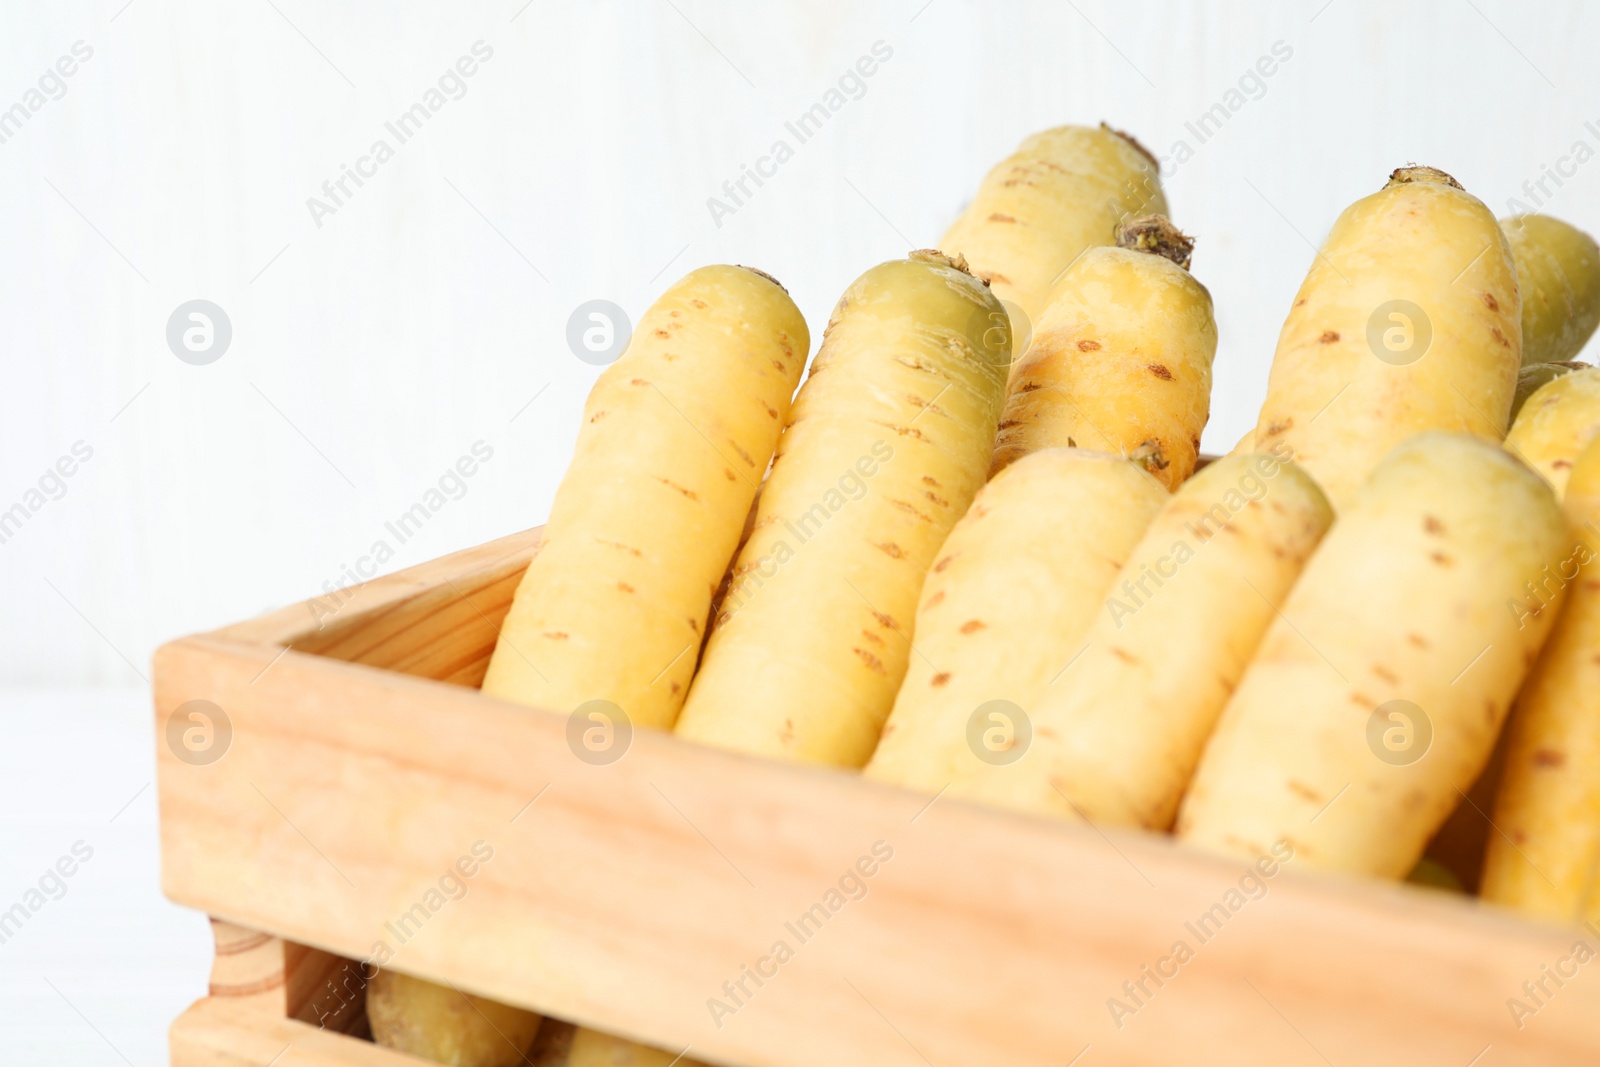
[158,526,1600,1066]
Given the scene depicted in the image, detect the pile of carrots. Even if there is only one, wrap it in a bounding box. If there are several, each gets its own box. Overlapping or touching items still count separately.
[368,124,1600,1066]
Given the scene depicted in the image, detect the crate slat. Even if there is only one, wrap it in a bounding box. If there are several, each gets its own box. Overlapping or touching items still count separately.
[171,996,411,1067]
[156,526,1600,1066]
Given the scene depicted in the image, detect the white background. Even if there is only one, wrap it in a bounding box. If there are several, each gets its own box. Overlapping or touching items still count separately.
[1,1,1597,1062]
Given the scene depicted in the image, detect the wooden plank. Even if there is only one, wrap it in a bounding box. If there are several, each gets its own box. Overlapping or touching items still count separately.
[208,526,541,667]
[171,995,411,1067]
[155,628,1600,1067]
[170,995,579,1067]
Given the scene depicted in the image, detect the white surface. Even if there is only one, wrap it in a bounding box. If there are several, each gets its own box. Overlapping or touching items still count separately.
[1,1,1598,1060]
[0,687,209,1065]
[2,0,1599,685]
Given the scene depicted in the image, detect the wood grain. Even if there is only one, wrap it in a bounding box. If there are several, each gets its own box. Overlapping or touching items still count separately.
[202,919,368,1036]
[171,995,410,1067]
[212,526,541,684]
[155,531,1600,1066]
